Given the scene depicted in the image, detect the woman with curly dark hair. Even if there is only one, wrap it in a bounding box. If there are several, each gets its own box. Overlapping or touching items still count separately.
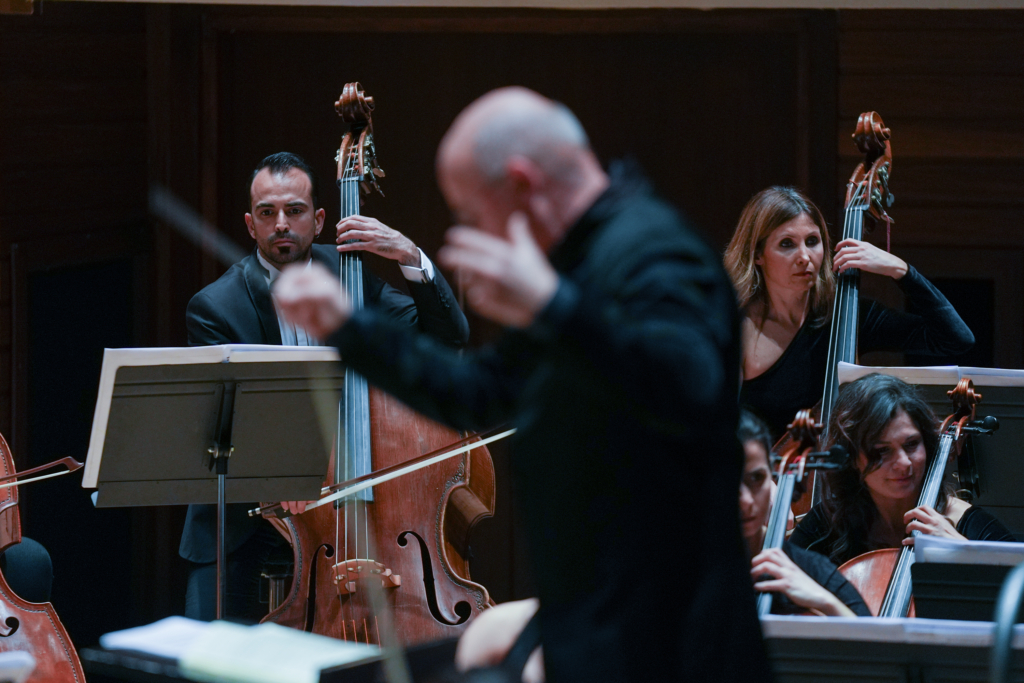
[791,373,1013,566]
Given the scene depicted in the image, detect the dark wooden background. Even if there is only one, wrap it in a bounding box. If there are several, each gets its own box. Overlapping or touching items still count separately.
[1,2,1022,648]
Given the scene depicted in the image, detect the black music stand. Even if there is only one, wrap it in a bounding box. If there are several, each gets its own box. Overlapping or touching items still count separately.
[83,345,344,619]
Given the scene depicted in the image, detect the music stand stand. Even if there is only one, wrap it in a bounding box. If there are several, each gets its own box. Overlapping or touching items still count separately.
[82,345,343,619]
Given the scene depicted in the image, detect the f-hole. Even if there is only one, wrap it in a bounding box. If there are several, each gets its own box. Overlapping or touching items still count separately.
[305,543,335,632]
[397,531,471,625]
[0,617,19,637]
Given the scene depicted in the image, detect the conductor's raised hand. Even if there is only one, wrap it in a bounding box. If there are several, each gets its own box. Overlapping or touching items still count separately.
[273,262,352,340]
[438,212,559,329]
[336,215,421,267]
[833,239,908,280]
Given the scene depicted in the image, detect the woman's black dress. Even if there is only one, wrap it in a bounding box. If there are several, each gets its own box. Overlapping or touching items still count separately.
[791,503,1015,566]
[740,266,974,438]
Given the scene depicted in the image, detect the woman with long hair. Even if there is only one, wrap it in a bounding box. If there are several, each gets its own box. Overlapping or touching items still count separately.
[738,410,869,616]
[790,373,1013,565]
[724,186,974,438]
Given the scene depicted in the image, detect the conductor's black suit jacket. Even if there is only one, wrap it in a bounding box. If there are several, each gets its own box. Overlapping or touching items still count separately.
[325,163,773,682]
[179,243,469,564]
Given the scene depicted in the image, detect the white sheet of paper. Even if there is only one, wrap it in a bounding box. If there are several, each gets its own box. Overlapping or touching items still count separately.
[178,621,378,683]
[916,534,1024,566]
[761,615,1024,648]
[837,362,1024,388]
[99,616,210,660]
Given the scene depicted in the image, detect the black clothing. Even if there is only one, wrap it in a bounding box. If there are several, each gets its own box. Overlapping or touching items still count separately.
[185,523,292,623]
[956,506,1016,543]
[180,243,468,622]
[740,267,974,438]
[0,537,53,604]
[768,540,870,616]
[327,163,772,683]
[180,243,468,566]
[791,502,1015,566]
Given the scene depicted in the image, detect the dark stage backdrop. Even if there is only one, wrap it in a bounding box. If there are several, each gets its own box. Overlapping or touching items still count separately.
[3,1,1022,644]
[215,30,805,264]
[201,16,828,603]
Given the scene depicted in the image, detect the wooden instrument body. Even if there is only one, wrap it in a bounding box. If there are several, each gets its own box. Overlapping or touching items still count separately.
[838,549,915,617]
[264,389,494,645]
[0,432,84,683]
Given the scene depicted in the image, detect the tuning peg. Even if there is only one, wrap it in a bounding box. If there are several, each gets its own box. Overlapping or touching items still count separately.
[964,415,999,435]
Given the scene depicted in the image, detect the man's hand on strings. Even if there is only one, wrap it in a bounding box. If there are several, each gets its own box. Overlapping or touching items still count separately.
[281,501,312,515]
[833,239,908,280]
[438,211,559,328]
[336,216,421,267]
[274,262,352,340]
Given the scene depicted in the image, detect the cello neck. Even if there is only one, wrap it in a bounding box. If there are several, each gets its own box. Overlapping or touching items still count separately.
[757,472,798,617]
[339,159,366,312]
[335,94,381,497]
[877,431,955,618]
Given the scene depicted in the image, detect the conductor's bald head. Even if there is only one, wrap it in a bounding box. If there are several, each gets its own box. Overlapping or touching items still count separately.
[437,87,608,252]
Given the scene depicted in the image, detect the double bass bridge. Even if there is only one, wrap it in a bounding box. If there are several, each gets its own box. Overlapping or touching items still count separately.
[332,559,401,596]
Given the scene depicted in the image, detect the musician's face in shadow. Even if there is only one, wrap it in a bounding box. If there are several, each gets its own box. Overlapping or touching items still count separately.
[755,213,824,299]
[857,409,926,505]
[245,167,326,268]
[739,440,772,542]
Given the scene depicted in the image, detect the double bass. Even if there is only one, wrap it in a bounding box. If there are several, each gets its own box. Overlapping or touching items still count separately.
[838,379,998,617]
[0,430,84,682]
[782,111,896,514]
[261,83,495,646]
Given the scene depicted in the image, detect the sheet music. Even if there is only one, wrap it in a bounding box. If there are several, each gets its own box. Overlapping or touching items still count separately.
[761,615,1024,648]
[838,362,1024,388]
[916,534,1024,566]
[101,617,376,683]
[83,345,340,488]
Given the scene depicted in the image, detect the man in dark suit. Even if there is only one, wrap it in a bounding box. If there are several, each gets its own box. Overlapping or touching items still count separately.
[274,92,772,681]
[181,151,469,622]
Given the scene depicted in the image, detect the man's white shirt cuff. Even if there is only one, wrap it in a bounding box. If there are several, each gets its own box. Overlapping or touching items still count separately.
[399,248,435,283]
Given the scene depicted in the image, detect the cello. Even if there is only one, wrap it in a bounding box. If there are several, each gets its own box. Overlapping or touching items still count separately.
[756,411,845,616]
[0,430,85,682]
[838,378,997,617]
[783,111,896,514]
[261,83,496,646]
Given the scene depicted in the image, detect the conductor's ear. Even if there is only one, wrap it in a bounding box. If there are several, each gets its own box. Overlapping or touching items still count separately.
[505,156,544,197]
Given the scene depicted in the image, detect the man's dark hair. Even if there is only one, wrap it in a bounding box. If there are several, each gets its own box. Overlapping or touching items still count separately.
[249,152,319,208]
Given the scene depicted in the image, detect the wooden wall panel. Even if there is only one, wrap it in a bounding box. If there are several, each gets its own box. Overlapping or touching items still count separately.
[837,10,1024,369]
[0,0,149,458]
[0,0,156,649]
[193,6,836,605]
